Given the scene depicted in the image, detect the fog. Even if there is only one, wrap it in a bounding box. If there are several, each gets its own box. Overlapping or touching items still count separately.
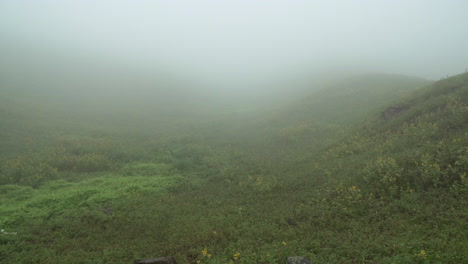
[1,0,468,100]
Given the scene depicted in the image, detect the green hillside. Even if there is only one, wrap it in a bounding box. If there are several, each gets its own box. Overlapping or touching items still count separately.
[211,74,431,167]
[1,73,467,263]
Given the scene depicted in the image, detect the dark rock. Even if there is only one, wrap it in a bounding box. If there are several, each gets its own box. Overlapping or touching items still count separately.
[287,256,311,264]
[134,256,177,264]
[285,218,298,227]
[382,105,410,120]
[100,208,113,215]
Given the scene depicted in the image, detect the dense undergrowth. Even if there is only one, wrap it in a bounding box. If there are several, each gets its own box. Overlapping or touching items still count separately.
[1,73,467,263]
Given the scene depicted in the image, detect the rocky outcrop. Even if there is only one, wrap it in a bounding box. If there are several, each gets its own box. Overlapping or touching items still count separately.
[382,105,410,120]
[287,256,311,264]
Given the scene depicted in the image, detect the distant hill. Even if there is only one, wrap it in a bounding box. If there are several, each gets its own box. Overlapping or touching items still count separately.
[220,73,432,151]
[287,71,468,194]
[273,73,431,126]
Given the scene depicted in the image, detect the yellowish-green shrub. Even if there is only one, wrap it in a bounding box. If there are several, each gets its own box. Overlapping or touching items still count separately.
[119,162,174,176]
[362,156,404,196]
[241,175,278,192]
[50,153,112,172]
[0,159,57,188]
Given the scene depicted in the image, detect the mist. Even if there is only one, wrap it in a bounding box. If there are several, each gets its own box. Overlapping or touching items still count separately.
[1,0,468,104]
[3,2,468,262]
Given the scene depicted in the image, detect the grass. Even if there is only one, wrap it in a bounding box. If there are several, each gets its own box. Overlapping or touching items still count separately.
[1,72,467,263]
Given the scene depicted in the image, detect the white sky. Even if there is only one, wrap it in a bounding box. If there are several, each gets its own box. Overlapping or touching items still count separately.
[1,0,468,87]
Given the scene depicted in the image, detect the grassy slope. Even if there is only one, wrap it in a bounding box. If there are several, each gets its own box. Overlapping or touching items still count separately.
[0,73,467,264]
[213,73,431,169]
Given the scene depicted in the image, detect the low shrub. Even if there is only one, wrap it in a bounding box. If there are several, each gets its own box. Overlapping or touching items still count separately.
[0,159,57,188]
[119,162,174,176]
[49,153,112,172]
[362,156,404,197]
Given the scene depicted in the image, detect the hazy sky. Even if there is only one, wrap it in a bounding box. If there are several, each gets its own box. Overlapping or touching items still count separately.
[1,0,468,88]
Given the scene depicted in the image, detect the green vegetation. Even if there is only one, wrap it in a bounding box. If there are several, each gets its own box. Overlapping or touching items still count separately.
[1,73,467,263]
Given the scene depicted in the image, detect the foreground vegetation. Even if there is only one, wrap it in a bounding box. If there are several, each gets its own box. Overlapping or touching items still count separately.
[1,73,467,263]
